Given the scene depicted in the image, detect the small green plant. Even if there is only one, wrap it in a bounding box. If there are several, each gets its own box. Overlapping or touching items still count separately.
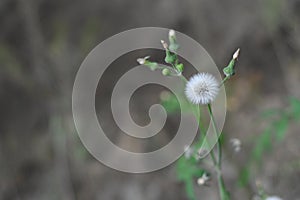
[239,97,300,187]
[137,29,240,200]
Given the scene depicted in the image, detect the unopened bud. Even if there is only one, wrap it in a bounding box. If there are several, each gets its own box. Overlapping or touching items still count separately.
[233,48,240,60]
[161,40,168,49]
[137,56,150,65]
[162,68,171,76]
[169,29,176,38]
[197,173,210,186]
[176,63,184,72]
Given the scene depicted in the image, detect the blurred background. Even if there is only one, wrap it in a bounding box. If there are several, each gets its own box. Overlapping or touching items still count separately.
[1,0,300,199]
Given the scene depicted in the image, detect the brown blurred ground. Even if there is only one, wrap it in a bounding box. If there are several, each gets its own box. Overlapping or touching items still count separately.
[0,0,300,199]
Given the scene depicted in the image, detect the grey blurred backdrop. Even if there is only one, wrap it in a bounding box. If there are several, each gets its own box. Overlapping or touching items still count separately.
[1,0,300,199]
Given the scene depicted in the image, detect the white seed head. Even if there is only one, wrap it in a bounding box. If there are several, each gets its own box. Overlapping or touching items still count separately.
[185,73,219,105]
[169,29,176,37]
[161,40,168,49]
[137,56,150,65]
[233,48,240,60]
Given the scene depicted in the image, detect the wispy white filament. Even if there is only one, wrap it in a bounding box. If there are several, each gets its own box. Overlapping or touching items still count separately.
[185,73,219,105]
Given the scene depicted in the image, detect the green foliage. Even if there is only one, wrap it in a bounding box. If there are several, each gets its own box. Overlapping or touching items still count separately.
[223,59,236,78]
[238,97,300,186]
[176,154,205,200]
[161,92,180,113]
[144,61,159,71]
[160,91,195,114]
[139,32,184,76]
[166,96,206,200]
[290,97,300,120]
[164,50,177,64]
[162,68,171,76]
[176,63,184,72]
[252,128,272,163]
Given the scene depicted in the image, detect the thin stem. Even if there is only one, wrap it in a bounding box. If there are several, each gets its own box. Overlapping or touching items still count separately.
[199,104,218,166]
[207,103,230,200]
[208,104,222,168]
[219,76,230,88]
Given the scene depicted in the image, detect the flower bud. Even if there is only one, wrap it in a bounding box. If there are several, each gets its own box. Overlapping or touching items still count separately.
[168,29,179,52]
[169,29,176,38]
[161,40,168,49]
[176,63,184,72]
[164,50,176,64]
[233,48,240,60]
[197,173,210,186]
[137,56,150,65]
[162,68,171,76]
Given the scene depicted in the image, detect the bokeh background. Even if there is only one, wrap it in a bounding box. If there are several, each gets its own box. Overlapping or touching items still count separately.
[1,0,300,199]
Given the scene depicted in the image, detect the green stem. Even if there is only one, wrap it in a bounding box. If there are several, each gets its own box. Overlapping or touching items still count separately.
[208,104,222,168]
[199,104,218,166]
[207,104,230,200]
[218,172,230,200]
[219,76,230,88]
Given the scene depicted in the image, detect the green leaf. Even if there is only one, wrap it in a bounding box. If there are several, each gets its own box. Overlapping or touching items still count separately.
[252,128,272,163]
[176,156,205,200]
[261,109,280,119]
[238,167,251,187]
[290,97,300,120]
[161,93,180,113]
[161,92,193,114]
[184,180,196,200]
[274,117,288,141]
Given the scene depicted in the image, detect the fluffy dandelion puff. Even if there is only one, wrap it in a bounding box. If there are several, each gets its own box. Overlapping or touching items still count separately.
[185,73,219,105]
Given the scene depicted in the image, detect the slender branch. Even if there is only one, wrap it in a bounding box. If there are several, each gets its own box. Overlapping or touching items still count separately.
[219,76,231,88]
[208,104,222,168]
[208,103,230,200]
